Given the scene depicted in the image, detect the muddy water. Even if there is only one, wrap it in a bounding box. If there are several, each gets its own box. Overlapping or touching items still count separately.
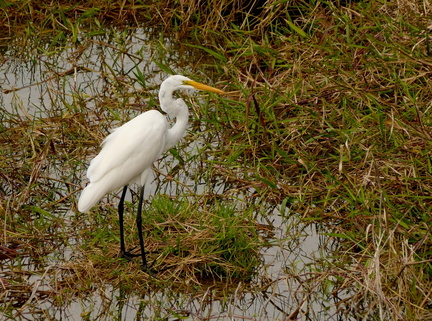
[1,28,352,320]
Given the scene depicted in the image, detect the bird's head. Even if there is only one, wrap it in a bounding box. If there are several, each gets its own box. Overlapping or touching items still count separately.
[159,75,225,115]
[160,75,225,96]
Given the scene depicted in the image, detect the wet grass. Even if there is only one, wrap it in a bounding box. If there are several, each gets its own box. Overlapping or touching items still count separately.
[1,0,432,320]
[207,1,432,319]
[74,194,263,281]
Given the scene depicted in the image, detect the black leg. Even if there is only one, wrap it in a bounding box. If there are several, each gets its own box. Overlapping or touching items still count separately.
[136,185,148,271]
[118,185,140,260]
[118,185,128,256]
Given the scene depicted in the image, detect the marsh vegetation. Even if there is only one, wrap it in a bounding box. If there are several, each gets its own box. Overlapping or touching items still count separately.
[1,0,432,320]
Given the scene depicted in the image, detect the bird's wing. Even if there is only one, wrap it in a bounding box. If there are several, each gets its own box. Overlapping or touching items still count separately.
[86,110,168,186]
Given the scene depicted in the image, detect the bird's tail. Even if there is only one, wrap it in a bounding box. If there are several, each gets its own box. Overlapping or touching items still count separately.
[78,183,108,213]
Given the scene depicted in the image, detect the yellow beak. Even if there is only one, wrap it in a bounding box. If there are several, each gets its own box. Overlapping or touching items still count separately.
[184,80,225,94]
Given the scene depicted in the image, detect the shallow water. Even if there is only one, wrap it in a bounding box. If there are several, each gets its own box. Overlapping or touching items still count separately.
[7,214,340,320]
[1,27,356,320]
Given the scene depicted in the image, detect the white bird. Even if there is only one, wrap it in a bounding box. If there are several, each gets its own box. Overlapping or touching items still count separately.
[78,75,225,270]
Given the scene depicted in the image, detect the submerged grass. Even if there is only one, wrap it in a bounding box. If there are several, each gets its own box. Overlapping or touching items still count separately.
[1,0,432,320]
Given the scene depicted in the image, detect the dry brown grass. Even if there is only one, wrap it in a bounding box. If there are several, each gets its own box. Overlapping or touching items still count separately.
[1,0,432,320]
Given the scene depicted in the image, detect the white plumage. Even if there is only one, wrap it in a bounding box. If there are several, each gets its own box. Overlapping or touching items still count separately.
[78,111,168,213]
[77,74,224,270]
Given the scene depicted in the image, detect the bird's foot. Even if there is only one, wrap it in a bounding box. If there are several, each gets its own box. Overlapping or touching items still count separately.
[140,263,149,272]
[120,249,162,274]
[120,249,141,261]
[141,261,164,275]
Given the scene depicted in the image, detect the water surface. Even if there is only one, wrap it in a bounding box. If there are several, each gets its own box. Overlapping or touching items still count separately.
[1,27,353,320]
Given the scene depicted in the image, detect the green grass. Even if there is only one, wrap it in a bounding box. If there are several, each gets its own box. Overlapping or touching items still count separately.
[1,0,432,320]
[194,1,432,318]
[74,194,262,283]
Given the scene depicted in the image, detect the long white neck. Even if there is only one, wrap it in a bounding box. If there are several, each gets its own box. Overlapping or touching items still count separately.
[159,88,189,151]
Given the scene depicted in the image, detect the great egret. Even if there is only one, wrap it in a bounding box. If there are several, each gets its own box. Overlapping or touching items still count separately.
[78,75,225,270]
